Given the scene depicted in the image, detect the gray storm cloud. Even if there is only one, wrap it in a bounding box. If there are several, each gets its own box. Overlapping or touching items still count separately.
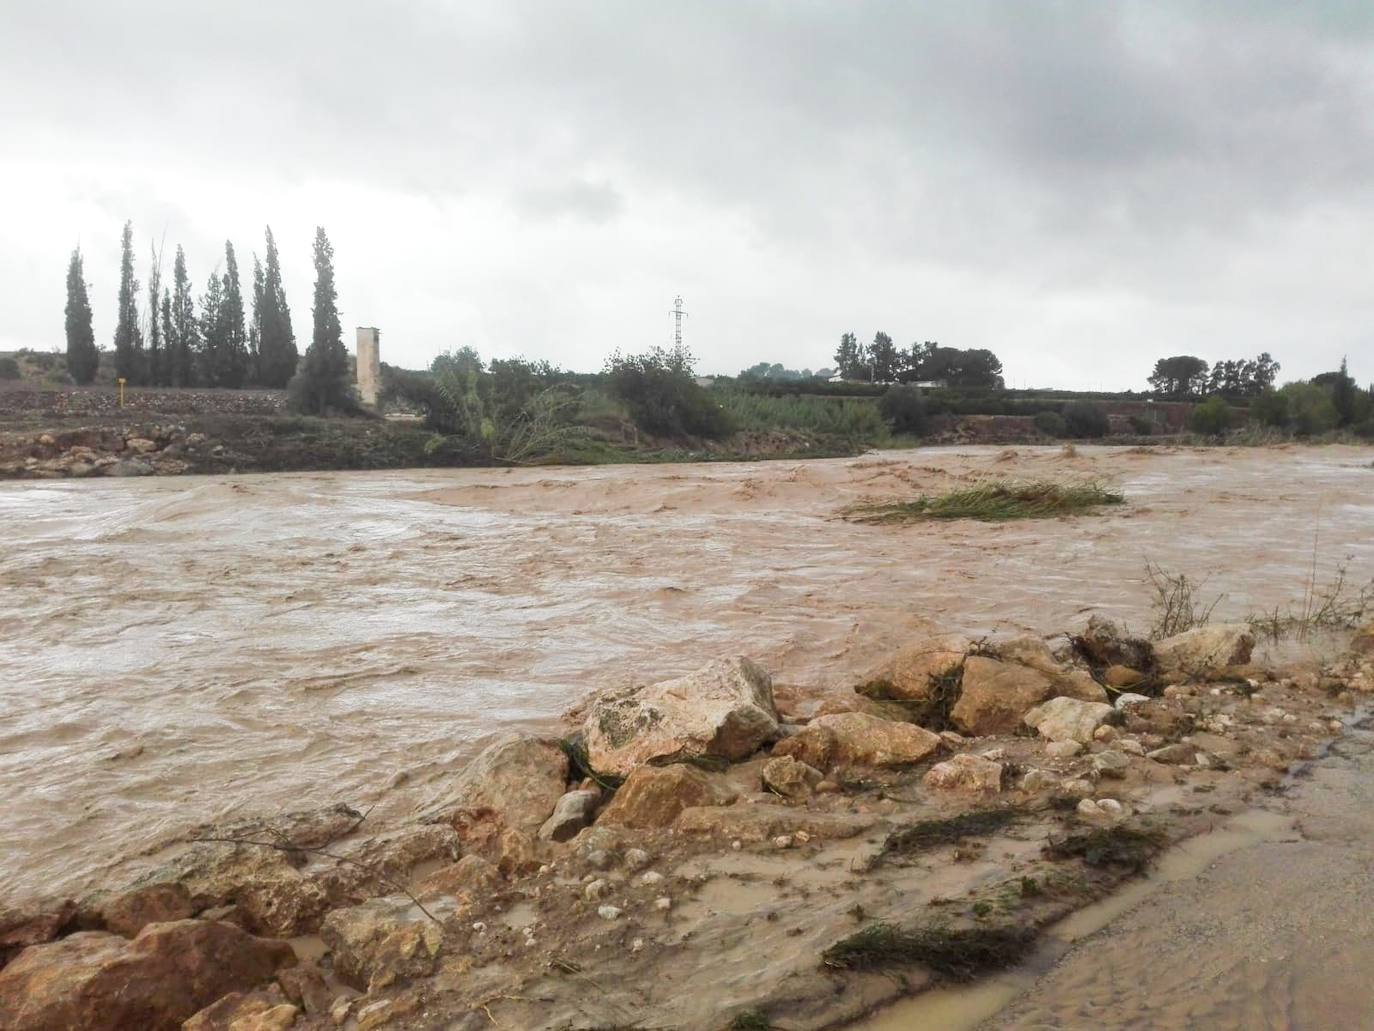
[3,1,1371,385]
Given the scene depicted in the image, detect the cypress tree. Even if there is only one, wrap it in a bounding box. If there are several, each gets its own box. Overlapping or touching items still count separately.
[160,289,174,388]
[198,271,226,386]
[257,227,299,388]
[249,254,265,384]
[64,248,99,385]
[219,241,249,388]
[146,248,163,387]
[112,221,144,383]
[169,247,197,387]
[290,227,355,414]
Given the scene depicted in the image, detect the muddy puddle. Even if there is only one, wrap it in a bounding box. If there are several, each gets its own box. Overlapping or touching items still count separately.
[2,444,1372,906]
[858,716,1374,1031]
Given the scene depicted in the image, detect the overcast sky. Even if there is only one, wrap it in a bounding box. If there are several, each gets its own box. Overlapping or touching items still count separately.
[4,2,1372,388]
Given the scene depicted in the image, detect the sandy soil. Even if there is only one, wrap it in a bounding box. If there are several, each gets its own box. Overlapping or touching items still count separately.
[2,444,1372,907]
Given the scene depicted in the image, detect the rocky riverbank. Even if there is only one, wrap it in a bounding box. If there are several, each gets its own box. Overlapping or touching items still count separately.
[3,617,1372,1030]
[0,419,860,479]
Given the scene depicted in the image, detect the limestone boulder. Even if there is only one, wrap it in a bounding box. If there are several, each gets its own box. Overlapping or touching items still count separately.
[131,803,371,937]
[538,789,601,842]
[414,855,502,903]
[597,764,738,830]
[675,804,876,842]
[988,635,1061,675]
[182,986,296,1031]
[922,753,1005,792]
[319,896,451,992]
[1023,696,1116,744]
[949,656,1057,736]
[348,824,462,885]
[1051,670,1110,704]
[860,636,970,700]
[0,920,295,1031]
[1349,620,1374,657]
[136,844,326,939]
[95,883,195,938]
[583,658,778,777]
[421,735,569,835]
[1153,624,1255,677]
[1147,742,1199,765]
[771,712,940,771]
[761,755,823,798]
[0,899,75,968]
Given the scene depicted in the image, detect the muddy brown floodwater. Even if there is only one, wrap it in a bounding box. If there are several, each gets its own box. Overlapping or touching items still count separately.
[2,444,1372,908]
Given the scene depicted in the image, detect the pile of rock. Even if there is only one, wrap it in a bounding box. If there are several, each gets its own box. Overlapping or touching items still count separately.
[0,425,215,478]
[3,612,1363,1030]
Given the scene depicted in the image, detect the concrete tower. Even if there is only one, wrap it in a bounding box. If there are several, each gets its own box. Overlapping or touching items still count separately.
[356,327,381,407]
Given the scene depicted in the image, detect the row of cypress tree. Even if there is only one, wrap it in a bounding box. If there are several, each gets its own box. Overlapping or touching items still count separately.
[63,223,308,390]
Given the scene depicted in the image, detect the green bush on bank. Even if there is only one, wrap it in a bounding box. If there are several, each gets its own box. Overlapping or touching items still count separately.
[1062,401,1110,439]
[1188,396,1233,436]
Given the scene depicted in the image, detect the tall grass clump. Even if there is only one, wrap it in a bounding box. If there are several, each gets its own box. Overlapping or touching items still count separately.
[716,390,887,442]
[846,480,1123,524]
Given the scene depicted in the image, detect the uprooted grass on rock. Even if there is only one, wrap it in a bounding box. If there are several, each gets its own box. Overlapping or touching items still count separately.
[558,738,624,791]
[856,665,964,730]
[845,480,1124,524]
[1043,824,1167,874]
[822,922,1037,980]
[872,809,1020,865]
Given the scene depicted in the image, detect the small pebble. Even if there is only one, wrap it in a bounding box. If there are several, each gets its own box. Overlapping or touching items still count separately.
[638,871,665,886]
[597,905,623,921]
[584,879,610,901]
[654,896,672,911]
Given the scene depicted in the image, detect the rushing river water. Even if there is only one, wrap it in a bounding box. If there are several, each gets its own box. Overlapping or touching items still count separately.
[2,445,1372,905]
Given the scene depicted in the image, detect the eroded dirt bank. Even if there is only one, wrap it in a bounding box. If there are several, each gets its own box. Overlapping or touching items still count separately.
[2,444,1372,908]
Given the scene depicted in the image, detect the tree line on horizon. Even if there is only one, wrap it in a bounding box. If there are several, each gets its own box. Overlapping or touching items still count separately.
[63,224,354,414]
[831,332,1005,388]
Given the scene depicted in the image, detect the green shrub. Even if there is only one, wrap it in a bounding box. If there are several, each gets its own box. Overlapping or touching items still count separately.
[605,346,733,439]
[1249,389,1289,428]
[1282,383,1338,435]
[878,386,929,435]
[1033,411,1066,437]
[1281,383,1340,436]
[1128,415,1155,436]
[1188,397,1233,435]
[1062,401,1110,438]
[0,356,19,380]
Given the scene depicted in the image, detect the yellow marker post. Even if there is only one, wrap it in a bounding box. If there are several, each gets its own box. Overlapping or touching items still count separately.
[117,378,126,407]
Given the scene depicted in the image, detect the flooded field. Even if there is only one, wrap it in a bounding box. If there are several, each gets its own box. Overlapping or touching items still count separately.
[3,444,1372,906]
